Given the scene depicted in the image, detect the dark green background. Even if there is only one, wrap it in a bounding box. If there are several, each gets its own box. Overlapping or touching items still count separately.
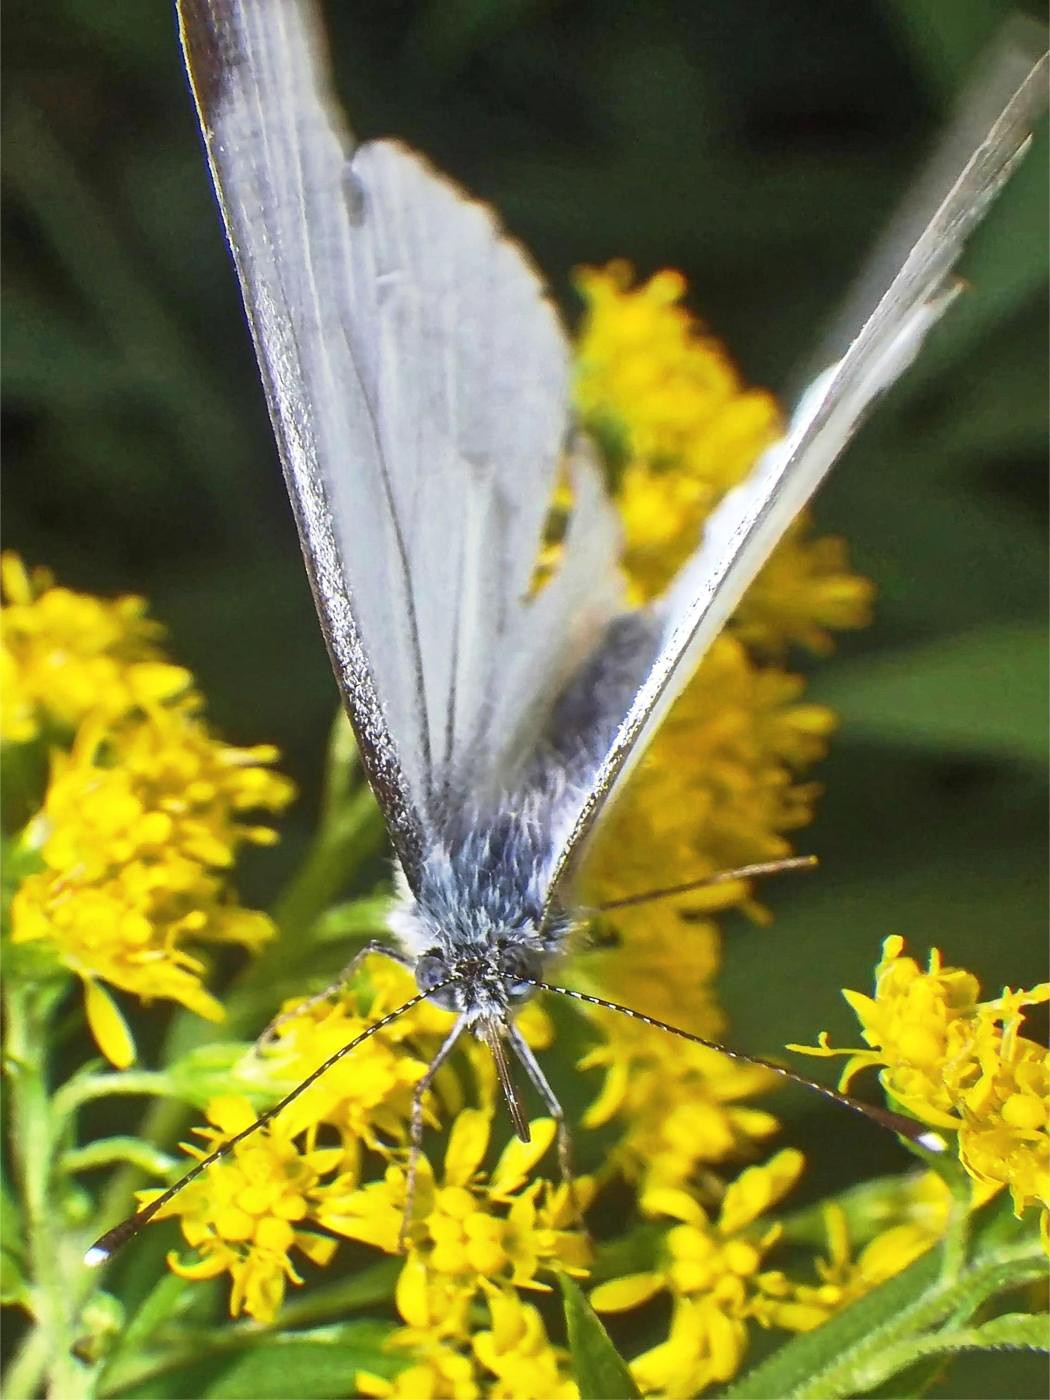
[3,2,1046,1396]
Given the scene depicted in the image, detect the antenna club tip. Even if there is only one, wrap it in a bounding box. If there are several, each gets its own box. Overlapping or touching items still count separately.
[916,1129,949,1154]
[84,1244,111,1269]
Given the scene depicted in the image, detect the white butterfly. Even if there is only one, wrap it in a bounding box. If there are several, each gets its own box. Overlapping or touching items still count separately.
[87,0,1046,1264]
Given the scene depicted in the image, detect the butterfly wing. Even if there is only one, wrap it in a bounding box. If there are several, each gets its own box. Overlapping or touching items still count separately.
[541,41,1049,917]
[178,0,623,888]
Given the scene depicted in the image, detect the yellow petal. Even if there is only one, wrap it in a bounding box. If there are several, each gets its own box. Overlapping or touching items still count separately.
[590,1272,664,1313]
[444,1109,490,1187]
[354,1373,393,1398]
[206,1095,258,1136]
[490,1118,556,1195]
[640,1187,706,1225]
[719,1149,804,1234]
[166,1248,229,1281]
[83,979,136,1069]
[395,1252,431,1328]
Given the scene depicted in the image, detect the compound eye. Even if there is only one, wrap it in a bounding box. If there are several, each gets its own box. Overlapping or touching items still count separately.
[415,950,458,1009]
[501,945,541,1002]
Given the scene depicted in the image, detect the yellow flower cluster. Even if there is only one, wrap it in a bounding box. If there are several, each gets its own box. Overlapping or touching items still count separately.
[148,960,583,1395]
[24,268,883,1395]
[3,555,294,1066]
[752,1172,952,1333]
[145,1094,344,1321]
[580,1009,780,1193]
[1,554,190,742]
[573,261,874,649]
[592,1150,803,1398]
[574,262,783,599]
[569,264,870,1211]
[357,1289,578,1400]
[794,937,1049,1237]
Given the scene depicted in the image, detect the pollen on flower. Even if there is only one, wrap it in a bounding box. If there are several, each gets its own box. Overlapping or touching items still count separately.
[792,937,1050,1234]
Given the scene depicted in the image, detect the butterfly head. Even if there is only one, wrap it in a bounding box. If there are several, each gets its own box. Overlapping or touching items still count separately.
[413,939,542,1021]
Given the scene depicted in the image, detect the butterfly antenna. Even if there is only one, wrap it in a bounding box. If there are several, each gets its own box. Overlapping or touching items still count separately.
[592,855,818,915]
[483,1019,531,1143]
[528,979,947,1152]
[85,984,454,1267]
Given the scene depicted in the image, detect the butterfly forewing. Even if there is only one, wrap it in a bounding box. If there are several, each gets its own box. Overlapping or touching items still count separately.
[180,0,1046,927]
[539,41,1049,917]
[178,0,623,888]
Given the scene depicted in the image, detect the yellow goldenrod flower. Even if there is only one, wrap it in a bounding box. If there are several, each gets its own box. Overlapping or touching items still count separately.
[259,954,458,1147]
[793,937,1050,1232]
[573,264,872,656]
[591,1149,804,1397]
[733,516,875,656]
[471,1287,578,1399]
[1,552,190,742]
[356,1288,577,1400]
[579,1010,779,1193]
[752,1183,949,1332]
[357,1343,480,1400]
[9,620,293,1065]
[573,262,782,600]
[582,633,837,952]
[139,1094,347,1323]
[320,1109,591,1320]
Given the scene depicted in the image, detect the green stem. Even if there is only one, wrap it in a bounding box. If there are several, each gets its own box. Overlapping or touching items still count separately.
[799,1243,1045,1399]
[264,786,383,973]
[4,982,97,1400]
[3,1326,51,1400]
[52,1070,172,1121]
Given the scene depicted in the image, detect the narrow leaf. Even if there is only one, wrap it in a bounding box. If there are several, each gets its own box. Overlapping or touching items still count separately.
[202,1322,402,1399]
[725,1243,942,1399]
[964,1311,1049,1350]
[60,1136,175,1178]
[559,1273,640,1400]
[819,622,1048,763]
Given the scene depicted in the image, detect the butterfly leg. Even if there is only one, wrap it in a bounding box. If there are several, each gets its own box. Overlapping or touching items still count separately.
[505,1021,585,1230]
[399,1015,469,1253]
[253,940,412,1053]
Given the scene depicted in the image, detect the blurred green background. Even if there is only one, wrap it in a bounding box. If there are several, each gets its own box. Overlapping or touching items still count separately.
[3,2,1046,1395]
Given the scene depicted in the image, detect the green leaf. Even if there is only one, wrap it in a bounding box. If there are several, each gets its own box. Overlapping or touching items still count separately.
[559,1273,640,1400]
[201,1322,403,1400]
[1,1242,29,1309]
[312,895,394,944]
[839,1307,1049,1395]
[962,1312,1049,1350]
[818,622,1048,763]
[726,1194,1045,1399]
[60,1136,175,1179]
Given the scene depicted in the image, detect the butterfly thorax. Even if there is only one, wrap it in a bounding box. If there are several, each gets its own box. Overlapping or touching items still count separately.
[387,798,573,1025]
